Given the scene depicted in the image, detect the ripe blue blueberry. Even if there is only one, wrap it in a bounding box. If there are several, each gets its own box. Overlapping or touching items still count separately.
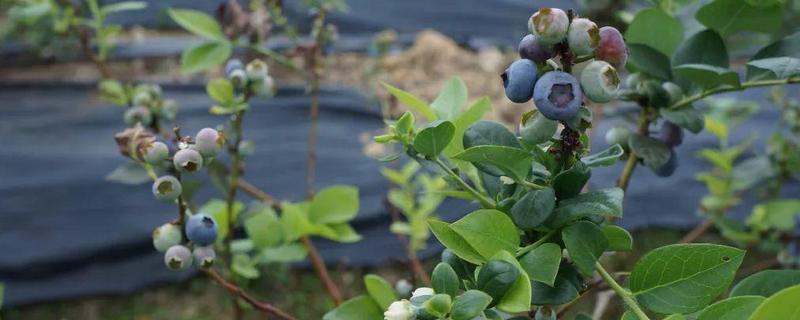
[604,126,631,148]
[185,213,218,246]
[173,148,203,173]
[654,149,679,177]
[143,141,169,164]
[529,8,569,45]
[246,59,269,82]
[596,26,627,67]
[518,34,554,64]
[659,121,683,147]
[502,59,538,103]
[533,71,583,121]
[164,245,192,271]
[225,59,244,75]
[152,223,182,252]
[152,175,182,201]
[124,106,152,126]
[194,128,220,157]
[580,60,620,103]
[193,246,216,269]
[567,18,599,56]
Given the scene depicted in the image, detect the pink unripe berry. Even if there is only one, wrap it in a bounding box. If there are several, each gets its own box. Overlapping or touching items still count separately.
[596,26,628,67]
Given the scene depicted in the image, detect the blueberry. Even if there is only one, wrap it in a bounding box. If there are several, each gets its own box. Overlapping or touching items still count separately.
[185,213,218,246]
[124,106,152,126]
[533,71,583,121]
[225,59,244,75]
[192,246,216,269]
[658,121,683,147]
[662,82,684,105]
[143,141,169,164]
[596,26,627,67]
[152,223,182,252]
[567,18,599,56]
[246,59,269,81]
[604,126,631,148]
[502,59,538,103]
[529,8,569,45]
[653,149,678,177]
[229,69,248,89]
[164,245,192,271]
[251,76,275,98]
[534,306,556,320]
[152,175,182,201]
[624,72,644,91]
[173,148,203,173]
[194,128,220,157]
[580,60,620,103]
[518,34,554,64]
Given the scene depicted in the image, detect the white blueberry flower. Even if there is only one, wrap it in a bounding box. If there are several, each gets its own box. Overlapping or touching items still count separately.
[384,300,413,320]
[411,287,434,298]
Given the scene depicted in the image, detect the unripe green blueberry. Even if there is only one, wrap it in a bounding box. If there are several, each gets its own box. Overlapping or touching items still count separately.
[605,126,631,148]
[596,26,627,67]
[124,106,152,126]
[192,246,216,268]
[152,175,182,201]
[625,72,644,90]
[533,71,583,121]
[164,245,192,271]
[173,148,203,173]
[529,8,569,45]
[142,141,169,164]
[567,18,599,56]
[246,59,269,81]
[160,99,178,122]
[194,128,221,157]
[152,223,183,252]
[518,34,554,64]
[641,80,671,108]
[229,69,248,89]
[250,76,275,98]
[580,60,620,103]
[662,82,684,105]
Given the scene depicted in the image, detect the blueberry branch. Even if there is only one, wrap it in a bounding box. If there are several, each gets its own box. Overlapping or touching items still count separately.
[668,77,800,110]
[433,157,496,208]
[203,268,298,320]
[516,230,557,257]
[595,262,651,320]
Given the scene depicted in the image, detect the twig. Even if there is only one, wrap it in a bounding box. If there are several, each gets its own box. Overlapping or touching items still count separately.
[679,220,713,244]
[204,268,298,320]
[433,157,495,208]
[737,257,780,278]
[617,111,650,190]
[595,262,650,320]
[516,230,557,257]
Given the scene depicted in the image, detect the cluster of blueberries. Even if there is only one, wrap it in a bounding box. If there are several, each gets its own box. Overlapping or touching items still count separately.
[503,8,627,121]
[225,58,275,97]
[144,127,223,271]
[122,84,178,127]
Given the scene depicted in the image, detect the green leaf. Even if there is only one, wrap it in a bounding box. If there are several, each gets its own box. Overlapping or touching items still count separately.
[629,134,672,170]
[311,223,362,243]
[462,120,520,149]
[749,284,800,320]
[747,199,800,232]
[552,162,591,199]
[364,274,396,310]
[380,81,436,120]
[562,221,608,277]
[731,270,800,297]
[105,163,150,185]
[476,260,519,307]
[431,77,468,120]
[581,144,624,168]
[244,205,283,248]
[256,243,307,263]
[432,262,460,297]
[199,199,244,241]
[747,32,800,80]
[413,120,455,158]
[424,294,453,317]
[747,57,800,79]
[429,220,484,264]
[672,29,730,68]
[628,44,673,80]
[309,185,359,224]
[520,110,558,146]
[451,290,493,320]
[322,295,384,320]
[531,262,582,305]
[696,0,784,38]
[603,225,633,251]
[673,64,740,89]
[626,8,684,56]
[98,80,128,106]
[206,78,234,105]
[629,243,745,314]
[101,1,146,14]
[443,97,492,157]
[281,202,313,241]
[0,282,4,310]
[454,146,533,182]
[547,188,624,227]
[167,8,225,40]
[450,209,520,260]
[491,250,532,313]
[231,254,259,279]
[695,295,764,320]
[510,187,556,230]
[519,243,561,286]
[181,41,232,73]
[661,107,704,133]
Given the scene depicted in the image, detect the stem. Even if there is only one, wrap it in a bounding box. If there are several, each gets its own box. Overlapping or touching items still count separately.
[409,250,432,286]
[433,157,495,208]
[669,77,800,110]
[617,111,650,190]
[302,236,343,305]
[204,269,298,320]
[679,220,713,244]
[225,110,247,320]
[516,230,557,257]
[596,262,650,320]
[520,180,547,190]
